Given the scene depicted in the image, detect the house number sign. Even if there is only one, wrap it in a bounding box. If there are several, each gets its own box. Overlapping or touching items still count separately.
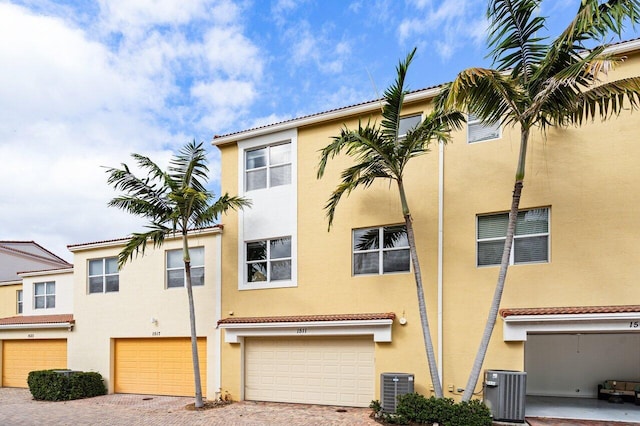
[631,321,639,329]
[296,328,307,334]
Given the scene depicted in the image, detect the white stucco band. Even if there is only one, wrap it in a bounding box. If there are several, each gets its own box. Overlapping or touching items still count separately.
[220,319,394,343]
[503,312,640,341]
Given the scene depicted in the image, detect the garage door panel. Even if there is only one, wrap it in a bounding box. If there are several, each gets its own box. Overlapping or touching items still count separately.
[2,339,67,388]
[114,338,205,397]
[245,337,374,407]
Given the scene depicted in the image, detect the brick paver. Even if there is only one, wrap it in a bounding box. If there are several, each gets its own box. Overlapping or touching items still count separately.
[0,388,377,425]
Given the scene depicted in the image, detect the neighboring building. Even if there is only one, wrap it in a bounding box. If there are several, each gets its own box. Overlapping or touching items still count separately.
[0,241,73,388]
[66,228,222,399]
[213,39,640,406]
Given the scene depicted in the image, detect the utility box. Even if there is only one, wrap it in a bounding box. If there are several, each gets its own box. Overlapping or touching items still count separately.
[483,370,527,422]
[380,373,414,413]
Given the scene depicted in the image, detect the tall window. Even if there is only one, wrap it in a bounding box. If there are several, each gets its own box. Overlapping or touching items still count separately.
[353,225,410,275]
[17,290,23,314]
[477,207,549,267]
[166,247,204,288]
[34,281,55,309]
[88,257,119,293]
[246,237,292,283]
[245,142,291,191]
[398,114,422,138]
[468,114,501,143]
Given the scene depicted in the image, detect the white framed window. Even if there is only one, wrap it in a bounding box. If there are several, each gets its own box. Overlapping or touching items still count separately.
[34,281,55,309]
[468,114,500,143]
[398,114,422,139]
[246,237,292,283]
[166,247,204,288]
[353,225,410,275]
[245,142,291,191]
[88,257,119,293]
[17,290,23,314]
[477,207,549,267]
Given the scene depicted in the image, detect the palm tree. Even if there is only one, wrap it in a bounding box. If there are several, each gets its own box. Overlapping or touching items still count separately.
[106,141,250,408]
[437,0,640,401]
[317,48,464,398]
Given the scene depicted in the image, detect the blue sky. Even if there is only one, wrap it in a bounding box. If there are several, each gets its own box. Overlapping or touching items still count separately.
[1,0,638,261]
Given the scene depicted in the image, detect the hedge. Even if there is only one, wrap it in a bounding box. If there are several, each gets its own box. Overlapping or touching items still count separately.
[27,370,107,401]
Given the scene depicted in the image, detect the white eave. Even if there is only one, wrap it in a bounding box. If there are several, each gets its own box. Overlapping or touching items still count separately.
[0,322,74,330]
[502,311,640,341]
[19,267,74,278]
[219,318,394,343]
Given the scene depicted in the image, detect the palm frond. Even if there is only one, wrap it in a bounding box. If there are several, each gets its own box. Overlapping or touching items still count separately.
[324,159,391,229]
[194,194,252,227]
[438,67,524,126]
[570,76,640,124]
[118,227,169,268]
[487,0,548,81]
[381,48,416,142]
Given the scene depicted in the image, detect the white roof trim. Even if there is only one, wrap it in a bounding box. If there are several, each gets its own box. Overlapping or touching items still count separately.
[212,88,440,145]
[19,268,74,278]
[68,227,222,252]
[0,322,73,330]
[220,319,393,343]
[502,312,640,341]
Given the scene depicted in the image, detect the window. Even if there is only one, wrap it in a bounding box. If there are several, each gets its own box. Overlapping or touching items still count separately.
[16,290,23,314]
[88,257,119,293]
[246,237,292,283]
[398,114,422,138]
[468,113,500,143]
[245,142,291,191]
[34,281,55,309]
[353,225,410,275]
[477,208,549,267]
[166,247,204,288]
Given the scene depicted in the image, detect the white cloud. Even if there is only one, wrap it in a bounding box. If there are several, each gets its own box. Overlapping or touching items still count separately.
[0,1,264,260]
[397,0,487,61]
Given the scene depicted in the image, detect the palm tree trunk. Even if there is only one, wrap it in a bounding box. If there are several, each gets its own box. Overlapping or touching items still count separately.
[462,129,529,401]
[399,182,443,398]
[183,237,204,408]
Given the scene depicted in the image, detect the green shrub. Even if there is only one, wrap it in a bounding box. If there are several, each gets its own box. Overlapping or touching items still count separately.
[371,393,492,426]
[28,370,106,401]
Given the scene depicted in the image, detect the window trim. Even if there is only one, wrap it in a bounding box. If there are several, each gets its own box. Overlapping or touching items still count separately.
[33,281,55,310]
[467,114,501,143]
[165,247,205,289]
[245,142,292,191]
[245,236,292,284]
[88,257,119,294]
[476,207,550,267]
[352,225,411,276]
[16,289,23,314]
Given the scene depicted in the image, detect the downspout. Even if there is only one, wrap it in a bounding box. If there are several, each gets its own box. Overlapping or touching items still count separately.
[214,233,222,398]
[437,141,444,387]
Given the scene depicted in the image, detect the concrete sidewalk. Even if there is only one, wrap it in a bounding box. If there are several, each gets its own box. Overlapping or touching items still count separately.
[0,388,376,425]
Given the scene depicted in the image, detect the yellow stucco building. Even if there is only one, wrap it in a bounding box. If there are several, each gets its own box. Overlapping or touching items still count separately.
[213,39,640,406]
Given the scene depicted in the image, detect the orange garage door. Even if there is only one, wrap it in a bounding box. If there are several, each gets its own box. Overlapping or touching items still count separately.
[114,337,206,397]
[2,339,67,388]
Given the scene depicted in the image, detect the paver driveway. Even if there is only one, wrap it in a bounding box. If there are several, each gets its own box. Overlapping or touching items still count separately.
[0,388,377,425]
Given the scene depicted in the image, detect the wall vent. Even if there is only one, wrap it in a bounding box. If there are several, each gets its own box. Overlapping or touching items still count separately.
[381,372,414,413]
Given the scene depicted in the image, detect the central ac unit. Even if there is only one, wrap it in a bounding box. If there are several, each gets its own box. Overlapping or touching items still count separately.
[483,369,527,423]
[381,372,414,413]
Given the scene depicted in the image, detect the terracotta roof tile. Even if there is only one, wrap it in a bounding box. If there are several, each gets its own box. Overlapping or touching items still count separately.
[500,305,640,318]
[0,314,74,325]
[218,312,395,326]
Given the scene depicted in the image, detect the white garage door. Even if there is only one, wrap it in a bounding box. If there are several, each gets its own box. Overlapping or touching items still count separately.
[245,337,374,407]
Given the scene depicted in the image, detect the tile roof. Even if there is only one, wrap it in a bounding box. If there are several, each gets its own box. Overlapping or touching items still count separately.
[0,314,74,326]
[500,305,640,318]
[218,312,396,326]
[67,226,222,249]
